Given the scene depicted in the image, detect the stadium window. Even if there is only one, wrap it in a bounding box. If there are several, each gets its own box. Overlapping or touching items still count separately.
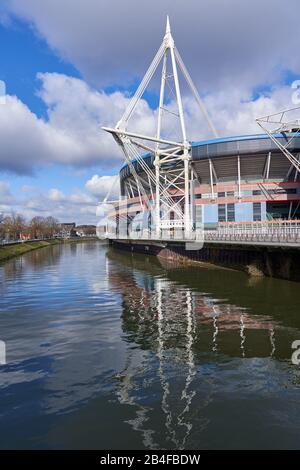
[227,203,235,222]
[253,190,262,196]
[218,204,226,222]
[226,191,234,197]
[218,192,225,198]
[253,202,262,221]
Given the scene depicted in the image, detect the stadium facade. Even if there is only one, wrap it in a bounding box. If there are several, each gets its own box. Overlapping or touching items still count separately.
[118,132,300,229]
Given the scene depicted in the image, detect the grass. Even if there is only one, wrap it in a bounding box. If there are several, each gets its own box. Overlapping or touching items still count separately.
[0,237,100,263]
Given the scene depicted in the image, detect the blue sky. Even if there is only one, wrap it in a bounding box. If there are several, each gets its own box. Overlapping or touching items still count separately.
[0,10,166,224]
[0,14,122,222]
[0,18,99,200]
[0,0,299,224]
[0,17,80,117]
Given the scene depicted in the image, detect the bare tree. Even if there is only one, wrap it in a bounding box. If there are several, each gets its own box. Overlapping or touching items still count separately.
[28,216,60,239]
[44,217,60,238]
[0,213,4,240]
[29,216,46,240]
[2,213,26,241]
[0,214,62,241]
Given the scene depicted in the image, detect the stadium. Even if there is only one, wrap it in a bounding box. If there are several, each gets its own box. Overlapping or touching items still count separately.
[102,19,300,242]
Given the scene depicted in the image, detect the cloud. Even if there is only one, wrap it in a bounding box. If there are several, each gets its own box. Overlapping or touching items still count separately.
[36,72,126,166]
[0,72,295,177]
[0,92,103,175]
[4,0,300,93]
[85,175,119,200]
[182,85,295,140]
[17,187,99,224]
[0,181,16,215]
[0,176,119,224]
[48,188,65,202]
[0,181,15,205]
[0,3,11,27]
[69,191,94,205]
[0,72,160,175]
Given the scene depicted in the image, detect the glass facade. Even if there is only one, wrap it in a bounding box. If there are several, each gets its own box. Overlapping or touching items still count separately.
[227,203,235,222]
[218,204,226,222]
[218,203,235,222]
[253,202,262,221]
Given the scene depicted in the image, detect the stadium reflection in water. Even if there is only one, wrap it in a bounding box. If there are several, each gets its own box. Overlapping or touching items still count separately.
[107,249,300,450]
[1,243,300,450]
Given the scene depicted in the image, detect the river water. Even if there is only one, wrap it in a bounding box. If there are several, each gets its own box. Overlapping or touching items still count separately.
[0,242,300,449]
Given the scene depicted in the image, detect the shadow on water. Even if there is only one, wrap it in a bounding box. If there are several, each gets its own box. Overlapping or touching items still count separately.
[0,243,300,450]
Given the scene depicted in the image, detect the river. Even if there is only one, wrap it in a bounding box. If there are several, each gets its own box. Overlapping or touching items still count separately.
[0,242,300,449]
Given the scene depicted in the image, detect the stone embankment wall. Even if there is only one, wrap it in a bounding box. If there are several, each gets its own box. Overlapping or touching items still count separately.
[111,239,300,282]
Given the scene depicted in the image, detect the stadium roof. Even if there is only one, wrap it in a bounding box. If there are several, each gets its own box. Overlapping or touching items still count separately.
[191,132,299,147]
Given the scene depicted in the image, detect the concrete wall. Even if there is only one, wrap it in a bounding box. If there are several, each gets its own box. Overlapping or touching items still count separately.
[111,239,300,282]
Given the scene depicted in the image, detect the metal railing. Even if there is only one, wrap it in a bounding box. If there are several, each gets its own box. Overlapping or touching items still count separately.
[204,220,300,244]
[0,238,46,246]
[100,228,204,243]
[102,220,300,246]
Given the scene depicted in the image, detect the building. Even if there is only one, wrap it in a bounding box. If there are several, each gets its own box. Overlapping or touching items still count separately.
[58,223,77,238]
[76,225,96,237]
[118,133,300,229]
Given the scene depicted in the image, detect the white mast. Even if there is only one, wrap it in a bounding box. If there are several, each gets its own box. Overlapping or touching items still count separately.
[103,17,218,239]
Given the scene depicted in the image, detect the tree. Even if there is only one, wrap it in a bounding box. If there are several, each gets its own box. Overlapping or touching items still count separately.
[44,217,60,238]
[0,214,61,241]
[28,216,60,239]
[29,216,46,239]
[0,213,4,240]
[2,213,26,240]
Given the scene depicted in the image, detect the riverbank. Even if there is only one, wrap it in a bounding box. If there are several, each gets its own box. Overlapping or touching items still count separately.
[0,237,100,263]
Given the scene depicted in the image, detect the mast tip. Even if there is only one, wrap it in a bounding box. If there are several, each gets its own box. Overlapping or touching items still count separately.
[166,15,171,34]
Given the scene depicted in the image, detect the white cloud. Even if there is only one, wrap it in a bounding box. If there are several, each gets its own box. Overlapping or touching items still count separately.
[4,0,300,94]
[0,173,105,223]
[69,191,94,205]
[0,181,15,205]
[0,73,158,175]
[48,188,66,202]
[85,175,119,200]
[15,187,98,224]
[182,85,295,140]
[46,187,95,208]
[0,175,122,224]
[0,71,295,179]
[0,92,102,174]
